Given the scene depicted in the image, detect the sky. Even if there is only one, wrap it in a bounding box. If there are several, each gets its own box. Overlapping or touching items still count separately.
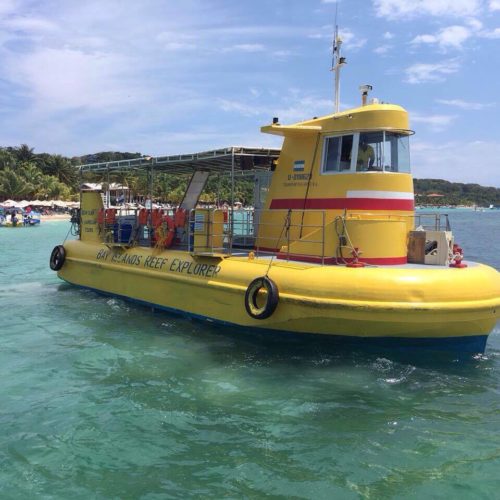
[0,0,499,186]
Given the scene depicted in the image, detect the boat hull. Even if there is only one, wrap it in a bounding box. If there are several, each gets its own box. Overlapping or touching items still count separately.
[57,240,500,353]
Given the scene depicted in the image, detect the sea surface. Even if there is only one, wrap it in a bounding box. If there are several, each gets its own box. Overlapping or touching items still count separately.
[0,211,499,499]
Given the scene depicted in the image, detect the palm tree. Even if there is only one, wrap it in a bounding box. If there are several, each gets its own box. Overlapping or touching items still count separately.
[0,169,33,199]
[14,144,35,163]
[0,149,16,170]
[35,175,71,200]
[46,155,78,187]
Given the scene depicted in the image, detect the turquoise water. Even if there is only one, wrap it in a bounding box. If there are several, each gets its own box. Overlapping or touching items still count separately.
[1,213,499,499]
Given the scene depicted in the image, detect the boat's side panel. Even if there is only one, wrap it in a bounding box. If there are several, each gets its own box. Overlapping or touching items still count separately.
[58,241,500,343]
[61,280,490,354]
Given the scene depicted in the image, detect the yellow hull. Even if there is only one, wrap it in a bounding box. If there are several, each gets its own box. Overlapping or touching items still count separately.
[57,240,500,351]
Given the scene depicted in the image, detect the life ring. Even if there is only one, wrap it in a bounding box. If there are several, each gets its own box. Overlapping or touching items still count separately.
[50,245,66,271]
[244,276,279,320]
[155,216,175,248]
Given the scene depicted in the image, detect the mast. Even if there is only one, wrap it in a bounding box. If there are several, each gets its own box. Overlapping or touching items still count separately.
[331,7,346,113]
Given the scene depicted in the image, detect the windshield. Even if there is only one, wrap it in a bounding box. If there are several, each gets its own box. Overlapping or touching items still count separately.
[356,131,410,173]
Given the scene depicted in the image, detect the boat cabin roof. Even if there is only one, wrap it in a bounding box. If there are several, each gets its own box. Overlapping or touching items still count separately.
[78,147,281,176]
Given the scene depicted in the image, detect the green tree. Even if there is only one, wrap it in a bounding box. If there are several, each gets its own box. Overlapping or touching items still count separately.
[0,149,16,170]
[0,169,33,198]
[14,144,35,163]
[44,155,78,187]
[36,175,72,200]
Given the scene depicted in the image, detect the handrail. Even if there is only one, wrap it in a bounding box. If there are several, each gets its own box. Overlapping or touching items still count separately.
[100,207,452,262]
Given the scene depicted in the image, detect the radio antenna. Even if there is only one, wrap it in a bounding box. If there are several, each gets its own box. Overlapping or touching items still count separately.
[331,3,346,113]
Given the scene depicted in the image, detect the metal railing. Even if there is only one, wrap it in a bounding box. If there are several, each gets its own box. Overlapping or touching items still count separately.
[95,207,451,264]
[185,208,327,261]
[415,212,451,231]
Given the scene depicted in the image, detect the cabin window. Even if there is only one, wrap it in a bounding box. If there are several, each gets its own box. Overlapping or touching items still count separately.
[356,132,411,173]
[385,133,410,173]
[356,132,383,171]
[322,134,354,173]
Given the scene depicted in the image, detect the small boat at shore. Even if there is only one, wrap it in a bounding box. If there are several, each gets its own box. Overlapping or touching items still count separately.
[0,209,41,227]
[50,33,500,354]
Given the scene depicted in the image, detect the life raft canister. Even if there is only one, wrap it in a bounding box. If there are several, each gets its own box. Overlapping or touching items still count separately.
[244,276,279,320]
[50,245,66,271]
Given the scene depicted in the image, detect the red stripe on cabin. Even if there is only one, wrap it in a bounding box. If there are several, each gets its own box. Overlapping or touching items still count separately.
[269,198,414,211]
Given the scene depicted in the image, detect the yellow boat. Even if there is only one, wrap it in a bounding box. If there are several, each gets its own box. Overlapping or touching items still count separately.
[50,46,500,354]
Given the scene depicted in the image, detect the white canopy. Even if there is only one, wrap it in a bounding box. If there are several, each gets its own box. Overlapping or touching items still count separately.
[1,199,74,208]
[50,200,68,207]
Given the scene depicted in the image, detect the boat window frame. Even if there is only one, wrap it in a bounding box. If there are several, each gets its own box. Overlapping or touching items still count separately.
[320,132,357,175]
[320,130,412,175]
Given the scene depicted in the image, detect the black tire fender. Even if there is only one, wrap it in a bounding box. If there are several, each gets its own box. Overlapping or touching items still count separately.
[50,245,66,271]
[244,276,279,320]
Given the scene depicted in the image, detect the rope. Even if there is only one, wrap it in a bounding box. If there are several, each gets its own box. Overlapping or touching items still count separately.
[264,209,291,278]
[334,212,378,267]
[299,133,321,238]
[62,224,72,244]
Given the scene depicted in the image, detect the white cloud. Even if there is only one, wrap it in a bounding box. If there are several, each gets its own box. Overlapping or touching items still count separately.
[411,112,457,131]
[490,1,500,11]
[373,44,392,54]
[383,31,394,39]
[271,49,293,58]
[5,47,147,113]
[0,0,18,19]
[218,98,263,117]
[308,26,366,50]
[412,140,500,186]
[411,25,472,49]
[156,32,198,51]
[276,96,334,122]
[436,99,495,110]
[3,16,58,33]
[374,0,482,20]
[223,43,265,53]
[218,93,333,123]
[465,18,483,30]
[481,28,500,38]
[405,60,460,84]
[338,28,367,50]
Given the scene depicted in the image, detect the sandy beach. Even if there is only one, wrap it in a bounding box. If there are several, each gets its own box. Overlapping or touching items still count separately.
[40,214,71,222]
